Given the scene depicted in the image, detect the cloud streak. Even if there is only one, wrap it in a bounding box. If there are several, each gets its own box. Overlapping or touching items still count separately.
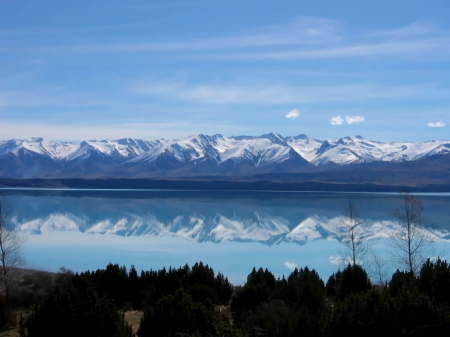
[198,38,450,61]
[134,80,450,105]
[1,16,342,54]
[3,18,449,64]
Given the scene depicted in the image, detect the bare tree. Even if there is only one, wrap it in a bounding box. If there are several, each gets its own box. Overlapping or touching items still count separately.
[0,197,26,301]
[369,252,389,286]
[389,191,433,275]
[337,201,372,266]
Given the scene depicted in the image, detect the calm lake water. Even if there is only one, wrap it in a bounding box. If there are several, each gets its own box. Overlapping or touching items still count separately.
[1,189,450,284]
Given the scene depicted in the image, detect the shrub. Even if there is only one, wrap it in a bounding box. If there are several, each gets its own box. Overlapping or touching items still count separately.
[137,288,219,337]
[19,279,132,337]
[0,295,16,328]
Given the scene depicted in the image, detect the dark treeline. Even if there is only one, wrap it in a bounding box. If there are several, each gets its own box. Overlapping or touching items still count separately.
[77,262,233,310]
[11,258,450,336]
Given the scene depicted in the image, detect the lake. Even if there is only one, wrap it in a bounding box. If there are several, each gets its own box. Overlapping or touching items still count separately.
[1,189,449,284]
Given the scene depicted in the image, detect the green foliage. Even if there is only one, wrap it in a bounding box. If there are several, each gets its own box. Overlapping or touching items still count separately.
[325,271,339,297]
[230,267,276,322]
[232,266,325,335]
[324,289,393,336]
[389,269,417,297]
[418,258,450,304]
[324,286,450,336]
[273,266,325,312]
[337,264,371,301]
[76,261,233,310]
[240,301,322,337]
[19,278,133,337]
[137,288,219,337]
[15,260,450,337]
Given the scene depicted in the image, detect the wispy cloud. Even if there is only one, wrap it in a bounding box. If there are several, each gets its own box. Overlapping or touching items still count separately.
[428,120,445,127]
[330,116,344,125]
[199,38,450,61]
[0,88,111,108]
[285,109,300,119]
[1,13,449,69]
[133,80,450,105]
[284,261,297,271]
[346,116,365,124]
[371,22,438,39]
[1,16,341,55]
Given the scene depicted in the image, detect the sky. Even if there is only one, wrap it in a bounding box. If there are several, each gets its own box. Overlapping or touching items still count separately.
[0,0,449,142]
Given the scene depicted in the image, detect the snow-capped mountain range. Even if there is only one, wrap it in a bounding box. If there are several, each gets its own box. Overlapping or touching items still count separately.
[1,133,450,178]
[12,211,450,246]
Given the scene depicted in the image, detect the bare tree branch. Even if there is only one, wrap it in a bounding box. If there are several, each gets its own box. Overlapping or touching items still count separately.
[369,251,389,286]
[388,191,433,275]
[337,201,373,267]
[0,197,26,302]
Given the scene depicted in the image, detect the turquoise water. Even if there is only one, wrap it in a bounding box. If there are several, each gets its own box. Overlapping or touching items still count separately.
[1,189,449,284]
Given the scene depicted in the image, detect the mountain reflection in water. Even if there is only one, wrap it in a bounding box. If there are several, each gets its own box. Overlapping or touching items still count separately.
[2,189,450,283]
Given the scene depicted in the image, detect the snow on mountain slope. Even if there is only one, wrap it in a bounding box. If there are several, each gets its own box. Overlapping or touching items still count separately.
[0,138,78,160]
[286,134,324,162]
[219,134,293,166]
[1,134,450,177]
[303,135,450,165]
[15,211,450,245]
[128,133,297,167]
[65,138,167,163]
[127,134,235,164]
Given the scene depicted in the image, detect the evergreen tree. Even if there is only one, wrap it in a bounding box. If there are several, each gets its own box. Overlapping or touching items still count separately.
[19,278,133,337]
[418,258,450,305]
[337,264,371,301]
[389,269,416,297]
[137,288,218,337]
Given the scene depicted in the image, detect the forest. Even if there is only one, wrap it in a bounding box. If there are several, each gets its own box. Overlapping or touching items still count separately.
[0,258,447,337]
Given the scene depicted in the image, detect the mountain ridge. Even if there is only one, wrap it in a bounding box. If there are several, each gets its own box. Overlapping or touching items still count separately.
[1,133,449,179]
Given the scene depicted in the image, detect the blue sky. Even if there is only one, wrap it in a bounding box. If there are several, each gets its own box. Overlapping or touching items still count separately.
[1,0,449,141]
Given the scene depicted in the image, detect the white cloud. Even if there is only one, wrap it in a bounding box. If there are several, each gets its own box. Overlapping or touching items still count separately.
[284,261,298,271]
[330,116,344,125]
[285,109,300,119]
[428,120,445,127]
[346,115,365,124]
[329,255,342,266]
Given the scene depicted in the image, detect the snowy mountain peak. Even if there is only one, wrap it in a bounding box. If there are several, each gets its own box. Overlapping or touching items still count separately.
[260,132,287,146]
[1,134,450,178]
